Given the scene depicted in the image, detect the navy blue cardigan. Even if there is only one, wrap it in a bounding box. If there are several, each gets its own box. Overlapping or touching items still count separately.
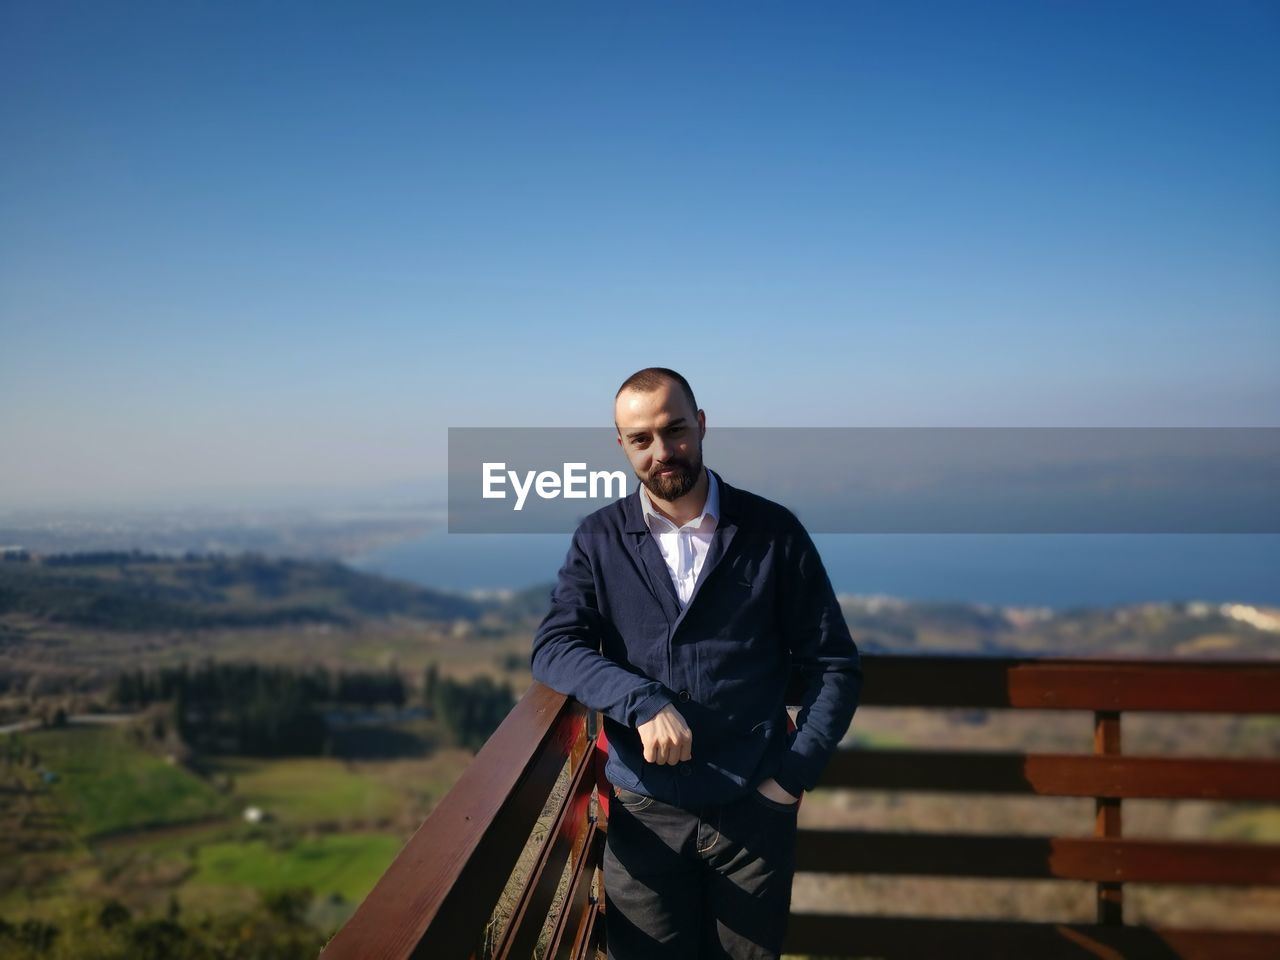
[531,468,862,809]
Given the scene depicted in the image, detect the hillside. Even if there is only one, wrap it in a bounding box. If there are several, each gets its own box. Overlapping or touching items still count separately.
[0,551,482,630]
[838,595,1280,659]
[1,552,1276,949]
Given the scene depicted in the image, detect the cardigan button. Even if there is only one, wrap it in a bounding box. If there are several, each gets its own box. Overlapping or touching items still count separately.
[678,689,690,702]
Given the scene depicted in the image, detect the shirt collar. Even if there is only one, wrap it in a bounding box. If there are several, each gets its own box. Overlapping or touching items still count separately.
[639,466,719,532]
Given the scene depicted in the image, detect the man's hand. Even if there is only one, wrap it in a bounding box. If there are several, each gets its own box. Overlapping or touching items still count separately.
[756,777,800,805]
[637,704,692,765]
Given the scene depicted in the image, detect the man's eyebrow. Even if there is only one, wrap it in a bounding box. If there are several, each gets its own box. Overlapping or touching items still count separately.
[623,418,687,440]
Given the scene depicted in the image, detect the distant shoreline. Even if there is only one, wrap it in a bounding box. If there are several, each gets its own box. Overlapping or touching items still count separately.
[351,531,1280,611]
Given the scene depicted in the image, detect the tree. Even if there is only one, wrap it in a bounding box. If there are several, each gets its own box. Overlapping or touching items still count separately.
[262,886,313,924]
[423,661,439,711]
[98,898,132,930]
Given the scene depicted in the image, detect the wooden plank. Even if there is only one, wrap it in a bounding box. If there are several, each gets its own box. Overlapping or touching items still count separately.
[586,903,605,960]
[785,914,1280,960]
[806,655,1280,712]
[795,830,1280,885]
[547,821,604,960]
[493,728,596,960]
[569,895,602,960]
[820,749,1280,800]
[319,684,585,960]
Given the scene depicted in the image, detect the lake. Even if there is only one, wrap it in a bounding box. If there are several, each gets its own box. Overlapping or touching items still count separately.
[351,532,1280,610]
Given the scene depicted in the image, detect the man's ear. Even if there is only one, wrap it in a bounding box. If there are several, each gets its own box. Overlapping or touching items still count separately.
[697,409,706,440]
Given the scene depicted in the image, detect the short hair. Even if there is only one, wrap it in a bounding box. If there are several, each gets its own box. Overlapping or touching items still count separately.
[615,367,698,414]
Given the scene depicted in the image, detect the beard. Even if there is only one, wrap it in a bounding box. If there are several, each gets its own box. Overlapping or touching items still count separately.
[640,449,703,501]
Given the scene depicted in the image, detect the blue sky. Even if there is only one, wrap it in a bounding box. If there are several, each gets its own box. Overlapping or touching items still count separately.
[2,1,1277,508]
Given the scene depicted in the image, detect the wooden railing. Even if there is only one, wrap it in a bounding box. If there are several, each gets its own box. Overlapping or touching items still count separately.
[320,655,1280,959]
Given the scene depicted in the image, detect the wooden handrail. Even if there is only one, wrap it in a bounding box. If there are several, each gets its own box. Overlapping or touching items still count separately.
[829,654,1280,712]
[794,831,1280,884]
[323,655,1280,959]
[823,749,1280,799]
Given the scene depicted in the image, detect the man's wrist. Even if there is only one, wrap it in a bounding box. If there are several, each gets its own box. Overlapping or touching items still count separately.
[769,763,807,801]
[631,687,675,728]
[758,776,801,803]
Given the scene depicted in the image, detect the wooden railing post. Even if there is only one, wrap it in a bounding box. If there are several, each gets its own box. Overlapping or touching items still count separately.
[1094,709,1123,924]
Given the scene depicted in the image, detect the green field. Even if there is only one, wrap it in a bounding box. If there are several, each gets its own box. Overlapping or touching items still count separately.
[1,723,470,932]
[19,726,231,839]
[209,756,404,825]
[193,832,405,901]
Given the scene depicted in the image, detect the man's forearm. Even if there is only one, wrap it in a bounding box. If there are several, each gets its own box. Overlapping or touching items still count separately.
[770,653,862,797]
[531,612,675,728]
[531,529,675,728]
[770,522,864,798]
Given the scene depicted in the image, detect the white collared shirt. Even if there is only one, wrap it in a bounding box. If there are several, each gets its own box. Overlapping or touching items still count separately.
[639,467,720,607]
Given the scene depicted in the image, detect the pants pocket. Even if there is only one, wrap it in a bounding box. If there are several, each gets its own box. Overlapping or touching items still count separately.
[613,785,655,812]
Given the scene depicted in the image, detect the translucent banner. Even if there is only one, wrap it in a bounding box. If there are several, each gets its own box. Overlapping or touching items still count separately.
[447,427,1280,533]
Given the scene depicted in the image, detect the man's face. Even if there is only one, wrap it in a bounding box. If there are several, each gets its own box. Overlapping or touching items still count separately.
[614,381,706,501]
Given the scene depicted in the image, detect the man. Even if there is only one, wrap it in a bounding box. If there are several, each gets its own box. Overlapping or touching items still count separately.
[531,367,862,959]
